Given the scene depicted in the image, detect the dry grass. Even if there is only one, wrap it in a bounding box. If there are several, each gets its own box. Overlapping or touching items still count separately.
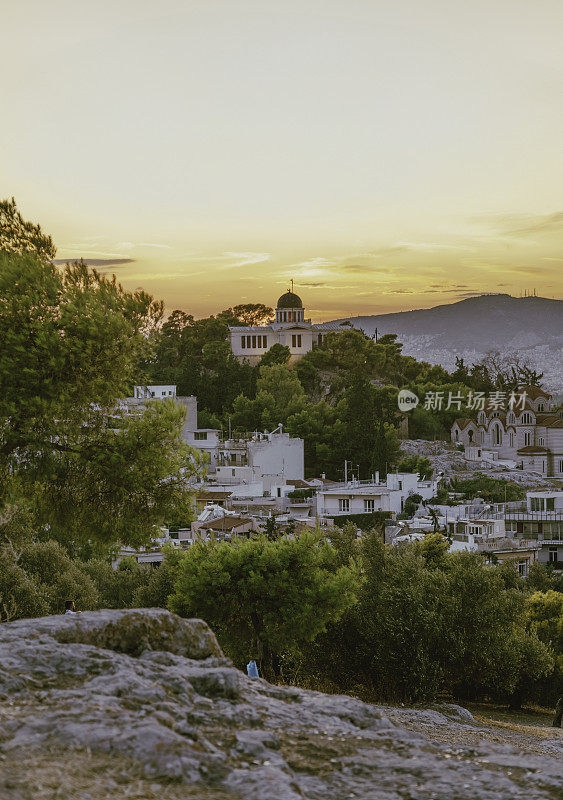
[466,702,562,741]
[0,749,235,800]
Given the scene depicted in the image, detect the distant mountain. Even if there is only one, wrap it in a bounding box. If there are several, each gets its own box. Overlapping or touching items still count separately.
[329,294,563,392]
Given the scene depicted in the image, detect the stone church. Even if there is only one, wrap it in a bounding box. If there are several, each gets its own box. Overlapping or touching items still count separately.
[451,385,563,477]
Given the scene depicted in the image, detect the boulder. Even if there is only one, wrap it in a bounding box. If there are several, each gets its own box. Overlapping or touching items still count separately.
[0,609,561,799]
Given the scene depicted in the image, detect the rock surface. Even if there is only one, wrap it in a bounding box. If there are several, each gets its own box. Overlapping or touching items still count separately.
[0,609,561,799]
[399,439,561,488]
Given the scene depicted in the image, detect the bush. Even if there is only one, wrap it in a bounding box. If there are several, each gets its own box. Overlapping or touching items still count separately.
[303,537,554,706]
[0,538,98,621]
[133,545,184,608]
[169,532,360,678]
[81,556,146,609]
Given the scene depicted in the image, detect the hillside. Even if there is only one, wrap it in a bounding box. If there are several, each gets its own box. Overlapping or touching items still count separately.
[330,294,563,391]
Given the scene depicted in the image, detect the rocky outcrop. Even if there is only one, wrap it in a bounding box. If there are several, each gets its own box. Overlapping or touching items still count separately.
[0,609,561,799]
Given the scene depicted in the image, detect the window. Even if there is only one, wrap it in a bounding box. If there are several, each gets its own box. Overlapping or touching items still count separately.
[509,431,514,447]
[538,437,544,446]
[549,548,558,562]
[538,403,544,412]
[292,334,301,348]
[493,425,502,445]
[194,432,208,441]
[524,432,531,446]
[338,498,350,513]
[559,460,563,473]
[364,499,375,512]
[252,336,256,348]
[521,412,533,424]
[517,559,529,577]
[241,337,246,349]
[547,498,555,511]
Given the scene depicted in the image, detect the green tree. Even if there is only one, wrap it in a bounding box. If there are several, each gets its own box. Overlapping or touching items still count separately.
[0,197,56,262]
[397,455,433,480]
[0,250,195,549]
[287,400,346,478]
[82,556,147,609]
[231,363,306,433]
[0,545,49,622]
[420,532,450,569]
[146,309,255,414]
[370,420,400,478]
[0,530,98,622]
[307,533,447,702]
[525,590,563,654]
[169,532,360,677]
[258,343,291,367]
[439,553,551,701]
[18,540,99,613]
[132,545,185,608]
[232,303,273,326]
[446,474,524,504]
[304,538,552,706]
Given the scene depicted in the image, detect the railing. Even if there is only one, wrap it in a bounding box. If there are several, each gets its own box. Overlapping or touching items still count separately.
[504,510,563,521]
[478,538,541,551]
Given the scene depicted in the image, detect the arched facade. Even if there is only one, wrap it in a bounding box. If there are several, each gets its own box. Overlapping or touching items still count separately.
[451,386,563,476]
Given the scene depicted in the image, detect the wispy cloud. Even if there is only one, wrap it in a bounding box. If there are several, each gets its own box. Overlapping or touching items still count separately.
[286,257,337,269]
[118,241,172,249]
[58,249,130,258]
[340,263,393,274]
[394,241,473,251]
[219,252,271,269]
[476,211,563,237]
[53,257,136,267]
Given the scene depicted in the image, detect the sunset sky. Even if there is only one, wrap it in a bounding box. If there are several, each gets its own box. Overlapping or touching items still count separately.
[2,0,562,320]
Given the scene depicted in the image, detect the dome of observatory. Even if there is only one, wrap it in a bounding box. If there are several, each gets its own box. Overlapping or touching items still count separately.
[276,291,303,309]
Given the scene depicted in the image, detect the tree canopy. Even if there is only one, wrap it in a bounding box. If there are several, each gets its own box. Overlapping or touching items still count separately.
[0,201,197,549]
[169,532,360,678]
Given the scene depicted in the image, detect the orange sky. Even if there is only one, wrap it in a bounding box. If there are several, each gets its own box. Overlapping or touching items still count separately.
[2,0,562,320]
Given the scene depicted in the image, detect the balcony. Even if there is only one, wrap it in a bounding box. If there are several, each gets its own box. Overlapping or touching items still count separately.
[504,510,563,521]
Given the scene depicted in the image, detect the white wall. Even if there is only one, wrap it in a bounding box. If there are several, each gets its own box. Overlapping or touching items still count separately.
[134,384,177,399]
[248,433,304,480]
[317,491,391,517]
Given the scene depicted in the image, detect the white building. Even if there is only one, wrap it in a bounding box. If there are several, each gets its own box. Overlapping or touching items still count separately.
[316,472,440,520]
[228,290,350,364]
[451,385,563,476]
[133,384,177,399]
[447,517,506,541]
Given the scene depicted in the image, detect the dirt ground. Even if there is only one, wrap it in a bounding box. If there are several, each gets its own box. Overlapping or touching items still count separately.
[383,701,563,755]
